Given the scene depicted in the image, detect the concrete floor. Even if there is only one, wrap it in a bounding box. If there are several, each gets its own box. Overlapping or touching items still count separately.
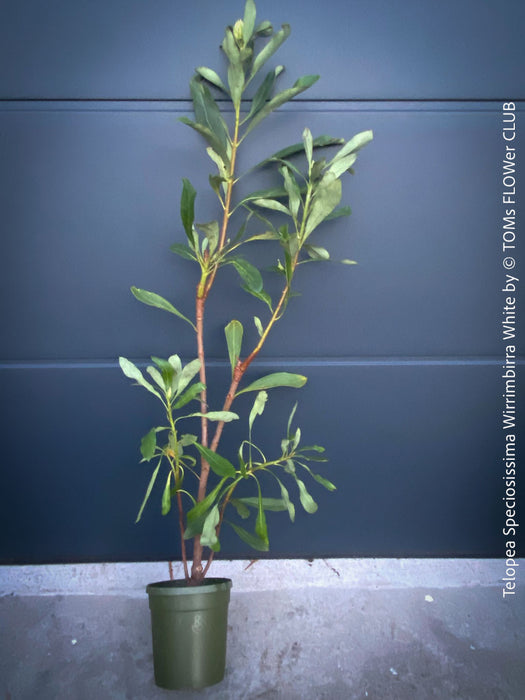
[1,560,524,699]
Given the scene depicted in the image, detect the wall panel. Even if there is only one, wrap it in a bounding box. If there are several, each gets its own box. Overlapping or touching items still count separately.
[0,0,522,563]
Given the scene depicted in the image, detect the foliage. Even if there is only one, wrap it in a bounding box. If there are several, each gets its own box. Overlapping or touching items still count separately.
[119,0,372,582]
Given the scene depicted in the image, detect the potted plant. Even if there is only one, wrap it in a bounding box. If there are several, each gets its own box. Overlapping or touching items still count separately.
[119,0,372,689]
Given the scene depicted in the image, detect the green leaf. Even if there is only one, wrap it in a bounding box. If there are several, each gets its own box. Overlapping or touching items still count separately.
[185,411,239,422]
[249,390,268,432]
[341,259,358,265]
[178,358,201,395]
[185,479,226,535]
[327,152,357,179]
[200,505,220,549]
[243,0,257,43]
[254,316,264,337]
[250,24,290,79]
[180,178,197,244]
[244,75,319,136]
[276,478,295,522]
[161,471,172,515]
[195,443,236,478]
[119,357,163,401]
[228,60,245,108]
[303,128,313,168]
[231,258,263,292]
[195,220,219,255]
[179,116,230,166]
[311,472,336,491]
[325,205,352,221]
[190,77,229,152]
[237,496,287,512]
[230,498,251,519]
[246,66,284,121]
[296,477,318,513]
[242,286,273,312]
[280,165,301,219]
[253,135,344,169]
[237,372,307,396]
[135,459,161,523]
[328,129,374,164]
[305,245,330,261]
[229,522,270,551]
[286,402,298,438]
[195,66,229,95]
[252,197,291,215]
[169,242,197,260]
[140,428,157,461]
[304,174,342,239]
[255,483,269,545]
[130,287,196,330]
[225,320,243,376]
[172,381,205,409]
[221,27,241,65]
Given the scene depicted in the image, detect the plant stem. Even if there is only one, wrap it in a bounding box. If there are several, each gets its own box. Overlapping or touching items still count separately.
[191,106,241,583]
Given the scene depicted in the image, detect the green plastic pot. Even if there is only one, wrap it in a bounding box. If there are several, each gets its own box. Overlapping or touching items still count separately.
[146,578,232,690]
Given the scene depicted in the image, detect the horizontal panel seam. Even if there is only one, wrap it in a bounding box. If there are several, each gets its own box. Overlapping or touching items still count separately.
[0,358,523,370]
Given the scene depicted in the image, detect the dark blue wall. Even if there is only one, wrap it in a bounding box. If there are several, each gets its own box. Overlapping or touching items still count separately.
[1,0,523,563]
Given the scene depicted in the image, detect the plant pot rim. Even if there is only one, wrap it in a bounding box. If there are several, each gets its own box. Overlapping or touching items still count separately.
[146,578,232,596]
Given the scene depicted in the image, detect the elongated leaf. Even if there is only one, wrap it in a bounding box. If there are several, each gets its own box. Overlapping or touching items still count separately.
[135,460,161,523]
[131,287,196,330]
[230,498,251,519]
[161,471,172,515]
[304,175,342,239]
[178,358,201,395]
[172,381,205,409]
[184,481,227,539]
[250,24,290,79]
[190,77,229,148]
[255,483,269,546]
[195,443,236,478]
[228,60,245,108]
[195,66,229,95]
[180,178,196,244]
[305,245,330,261]
[325,205,351,221]
[179,116,230,166]
[225,320,243,375]
[280,165,301,218]
[328,129,374,164]
[237,496,287,512]
[242,286,273,311]
[249,390,268,432]
[196,220,219,254]
[231,258,263,292]
[140,428,157,461]
[327,152,357,179]
[303,128,313,168]
[119,357,163,401]
[200,505,220,549]
[296,476,318,513]
[221,27,240,65]
[312,472,336,491]
[276,478,295,522]
[243,0,256,43]
[252,198,291,215]
[185,411,239,422]
[253,135,344,169]
[254,316,264,337]
[237,372,307,396]
[229,521,270,551]
[246,66,283,121]
[169,242,197,260]
[244,75,319,136]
